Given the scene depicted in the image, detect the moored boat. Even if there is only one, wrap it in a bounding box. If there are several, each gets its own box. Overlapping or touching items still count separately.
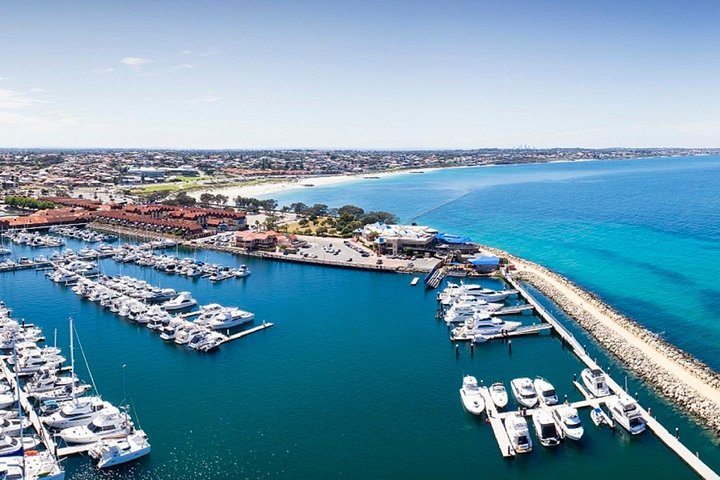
[552,404,584,441]
[459,375,485,415]
[504,413,532,454]
[532,409,561,447]
[510,377,538,408]
[489,382,508,409]
[581,368,611,397]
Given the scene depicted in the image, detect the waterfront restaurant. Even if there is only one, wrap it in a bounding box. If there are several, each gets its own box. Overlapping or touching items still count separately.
[359,222,438,255]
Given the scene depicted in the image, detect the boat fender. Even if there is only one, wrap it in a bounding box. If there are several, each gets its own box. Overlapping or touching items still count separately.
[25,450,39,456]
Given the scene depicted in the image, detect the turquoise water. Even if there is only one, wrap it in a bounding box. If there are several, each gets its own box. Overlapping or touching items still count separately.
[272,156,720,371]
[0,155,718,478]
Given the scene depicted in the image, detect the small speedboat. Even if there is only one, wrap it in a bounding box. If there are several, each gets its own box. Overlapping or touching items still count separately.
[459,376,485,415]
[489,382,508,409]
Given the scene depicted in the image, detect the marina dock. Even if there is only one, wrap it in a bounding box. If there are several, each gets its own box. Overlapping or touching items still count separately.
[501,272,720,479]
[478,386,515,457]
[223,322,274,343]
[56,443,95,458]
[0,260,52,273]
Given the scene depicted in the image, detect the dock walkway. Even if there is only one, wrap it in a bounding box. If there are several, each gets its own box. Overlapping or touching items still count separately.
[478,387,514,457]
[223,322,274,343]
[504,272,720,479]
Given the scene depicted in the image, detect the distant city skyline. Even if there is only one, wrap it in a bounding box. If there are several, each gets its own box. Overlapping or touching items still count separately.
[1,0,718,149]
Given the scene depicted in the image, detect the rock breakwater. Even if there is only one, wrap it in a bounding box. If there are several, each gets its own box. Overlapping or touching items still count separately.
[480,245,720,435]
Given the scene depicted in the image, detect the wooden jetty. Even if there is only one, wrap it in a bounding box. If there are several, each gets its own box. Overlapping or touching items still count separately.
[0,260,52,273]
[493,304,534,316]
[222,322,274,344]
[503,271,720,479]
[478,386,515,457]
[57,443,95,458]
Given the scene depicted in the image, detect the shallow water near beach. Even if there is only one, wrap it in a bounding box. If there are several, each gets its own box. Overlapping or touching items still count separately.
[0,155,718,479]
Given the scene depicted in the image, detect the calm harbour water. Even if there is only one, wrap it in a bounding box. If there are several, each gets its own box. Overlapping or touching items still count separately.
[0,155,718,478]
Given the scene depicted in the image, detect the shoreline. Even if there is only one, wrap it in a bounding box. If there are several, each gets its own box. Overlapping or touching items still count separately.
[186,154,692,202]
[187,167,450,201]
[480,244,720,436]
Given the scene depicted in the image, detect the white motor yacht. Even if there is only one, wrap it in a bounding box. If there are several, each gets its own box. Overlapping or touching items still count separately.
[607,396,646,435]
[533,377,558,406]
[159,325,179,341]
[581,368,611,397]
[204,308,255,330]
[59,407,133,444]
[161,292,197,312]
[552,404,584,441]
[451,317,521,340]
[235,265,251,278]
[1,381,25,399]
[444,303,495,325]
[174,325,203,345]
[90,429,151,469]
[489,382,508,409]
[42,396,111,429]
[0,416,31,436]
[510,378,538,408]
[191,332,225,352]
[533,409,561,447]
[0,434,23,456]
[504,413,532,454]
[459,375,485,415]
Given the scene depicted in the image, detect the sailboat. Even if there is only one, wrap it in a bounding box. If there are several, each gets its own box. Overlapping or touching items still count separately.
[42,318,109,429]
[89,365,151,468]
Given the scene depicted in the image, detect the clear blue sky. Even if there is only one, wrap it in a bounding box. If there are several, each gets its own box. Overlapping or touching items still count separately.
[0,0,718,149]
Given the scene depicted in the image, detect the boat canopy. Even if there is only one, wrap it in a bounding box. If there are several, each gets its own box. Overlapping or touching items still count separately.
[436,232,472,244]
[469,256,500,266]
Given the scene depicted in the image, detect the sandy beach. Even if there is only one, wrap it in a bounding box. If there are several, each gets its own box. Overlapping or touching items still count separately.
[188,167,445,201]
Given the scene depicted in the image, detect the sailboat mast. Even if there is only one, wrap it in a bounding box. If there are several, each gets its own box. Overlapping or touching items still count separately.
[13,339,25,469]
[70,317,76,402]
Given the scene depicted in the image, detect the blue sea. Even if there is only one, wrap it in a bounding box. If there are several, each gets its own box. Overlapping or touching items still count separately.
[272,156,720,371]
[0,155,718,479]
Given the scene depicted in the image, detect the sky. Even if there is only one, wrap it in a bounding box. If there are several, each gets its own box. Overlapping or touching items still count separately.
[0,0,719,149]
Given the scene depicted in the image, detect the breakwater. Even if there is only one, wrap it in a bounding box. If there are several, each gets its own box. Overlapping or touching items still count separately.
[482,244,720,436]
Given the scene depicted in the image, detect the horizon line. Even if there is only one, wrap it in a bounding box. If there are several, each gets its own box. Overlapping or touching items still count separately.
[1,146,719,152]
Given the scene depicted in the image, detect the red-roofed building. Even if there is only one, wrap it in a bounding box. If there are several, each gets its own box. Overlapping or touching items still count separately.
[235,230,278,250]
